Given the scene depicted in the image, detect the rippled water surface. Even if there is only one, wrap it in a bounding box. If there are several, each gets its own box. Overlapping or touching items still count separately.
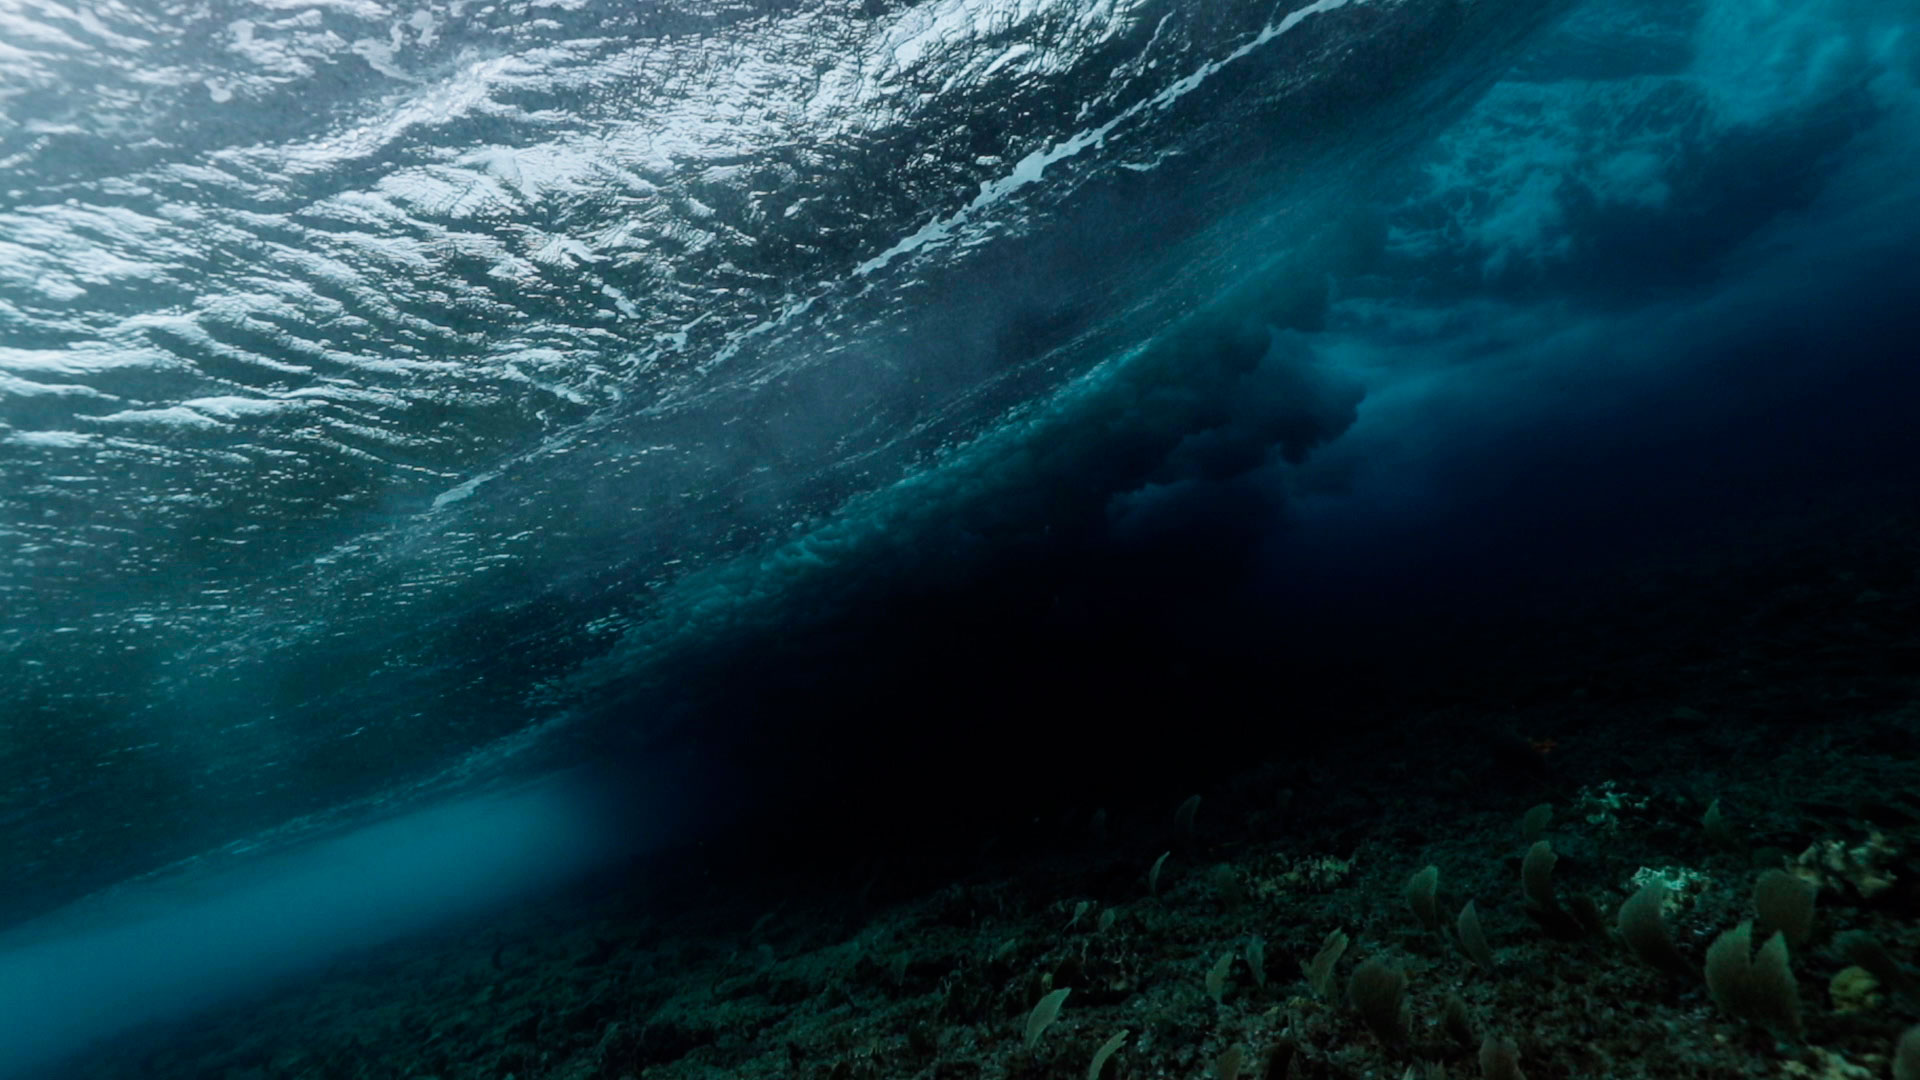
[3,0,1917,938]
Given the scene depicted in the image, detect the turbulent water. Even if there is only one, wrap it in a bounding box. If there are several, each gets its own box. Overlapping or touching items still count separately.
[2,0,1918,1057]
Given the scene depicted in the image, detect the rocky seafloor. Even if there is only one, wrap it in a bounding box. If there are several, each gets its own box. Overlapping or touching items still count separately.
[62,505,1920,1080]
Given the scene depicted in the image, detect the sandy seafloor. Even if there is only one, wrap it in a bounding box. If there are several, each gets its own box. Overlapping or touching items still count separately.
[59,498,1920,1080]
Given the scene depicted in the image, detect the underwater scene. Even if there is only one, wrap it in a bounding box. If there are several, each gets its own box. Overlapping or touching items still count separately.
[3,0,1920,1076]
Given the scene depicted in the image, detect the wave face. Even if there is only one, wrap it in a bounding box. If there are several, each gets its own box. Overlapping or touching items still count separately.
[4,0,1919,929]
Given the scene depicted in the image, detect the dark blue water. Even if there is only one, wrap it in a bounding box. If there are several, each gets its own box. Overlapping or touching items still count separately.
[2,0,1917,1072]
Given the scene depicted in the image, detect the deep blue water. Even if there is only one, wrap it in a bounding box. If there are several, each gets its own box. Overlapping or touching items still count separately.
[2,0,1917,1072]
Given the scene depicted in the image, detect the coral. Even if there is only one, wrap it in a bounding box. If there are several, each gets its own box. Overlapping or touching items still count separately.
[1575,781,1650,832]
[1793,832,1898,900]
[1249,853,1354,899]
[1704,922,1803,1038]
[1830,966,1883,1014]
[1627,865,1711,914]
[1783,1046,1879,1080]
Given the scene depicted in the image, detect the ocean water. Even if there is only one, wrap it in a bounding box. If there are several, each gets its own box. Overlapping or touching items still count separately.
[1,0,1917,1074]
